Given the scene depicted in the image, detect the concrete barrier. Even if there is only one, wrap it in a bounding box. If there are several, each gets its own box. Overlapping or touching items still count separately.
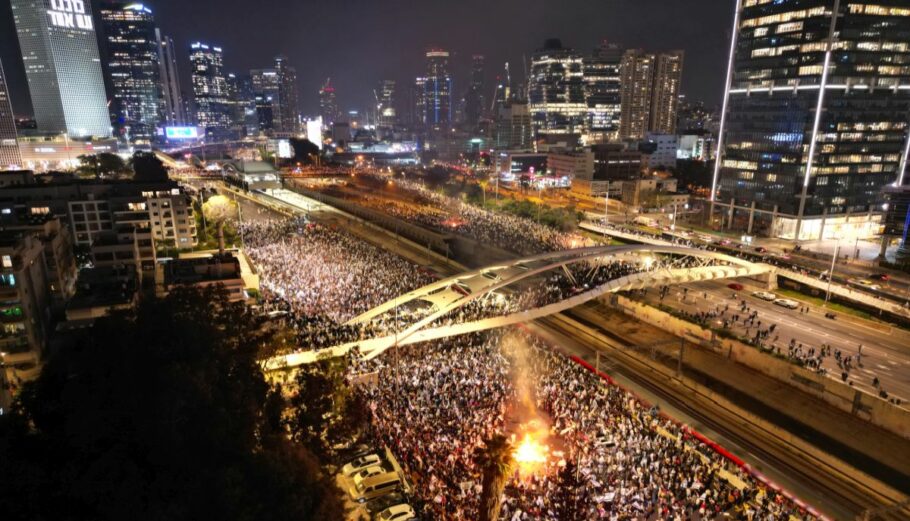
[611,295,910,439]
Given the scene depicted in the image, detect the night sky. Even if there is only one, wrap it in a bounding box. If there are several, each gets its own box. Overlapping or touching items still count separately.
[1,0,736,118]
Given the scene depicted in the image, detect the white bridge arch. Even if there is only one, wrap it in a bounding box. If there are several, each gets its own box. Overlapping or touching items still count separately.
[262,245,773,372]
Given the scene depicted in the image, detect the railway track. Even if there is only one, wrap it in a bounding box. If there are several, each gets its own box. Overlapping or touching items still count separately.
[538,310,909,520]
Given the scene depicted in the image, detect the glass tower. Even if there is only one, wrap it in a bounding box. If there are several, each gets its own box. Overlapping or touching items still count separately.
[528,39,587,138]
[423,49,453,128]
[189,42,232,141]
[583,42,623,142]
[98,2,163,148]
[713,0,910,240]
[11,0,112,138]
[0,59,23,168]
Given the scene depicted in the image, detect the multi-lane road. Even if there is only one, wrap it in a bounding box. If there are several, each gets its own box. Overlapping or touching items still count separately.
[636,278,910,401]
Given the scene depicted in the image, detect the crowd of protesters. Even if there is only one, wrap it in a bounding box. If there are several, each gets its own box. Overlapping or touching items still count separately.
[243,219,435,350]
[315,176,592,255]
[357,330,819,520]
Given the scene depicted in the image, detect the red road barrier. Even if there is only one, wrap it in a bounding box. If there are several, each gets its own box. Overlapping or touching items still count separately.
[567,353,828,520]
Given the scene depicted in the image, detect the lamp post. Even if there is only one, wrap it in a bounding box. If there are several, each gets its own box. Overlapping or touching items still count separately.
[824,238,841,306]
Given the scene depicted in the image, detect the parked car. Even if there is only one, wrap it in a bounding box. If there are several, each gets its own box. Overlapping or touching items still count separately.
[377,504,417,521]
[350,472,402,503]
[342,454,382,477]
[752,291,777,301]
[773,298,800,309]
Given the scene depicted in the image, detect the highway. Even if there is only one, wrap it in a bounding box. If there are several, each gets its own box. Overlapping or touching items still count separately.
[635,278,910,403]
[220,180,910,520]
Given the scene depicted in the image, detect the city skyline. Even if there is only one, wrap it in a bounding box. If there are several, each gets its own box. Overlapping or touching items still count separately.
[0,0,735,118]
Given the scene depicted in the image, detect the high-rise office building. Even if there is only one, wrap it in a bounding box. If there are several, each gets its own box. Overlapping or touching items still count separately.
[319,78,339,125]
[11,0,111,138]
[189,42,232,140]
[226,73,258,138]
[712,0,910,240]
[376,80,397,128]
[0,59,23,169]
[495,101,533,151]
[528,39,587,138]
[619,49,684,140]
[650,52,683,135]
[422,48,453,128]
[413,77,427,126]
[463,54,486,127]
[156,30,187,125]
[274,56,299,134]
[98,2,162,148]
[583,41,623,141]
[250,68,279,132]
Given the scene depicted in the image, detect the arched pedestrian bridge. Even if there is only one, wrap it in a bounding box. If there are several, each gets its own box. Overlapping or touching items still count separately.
[262,245,774,372]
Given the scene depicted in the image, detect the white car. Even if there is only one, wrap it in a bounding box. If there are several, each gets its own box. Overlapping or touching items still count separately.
[377,504,417,521]
[342,454,382,476]
[351,465,385,483]
[773,298,799,310]
[752,291,777,301]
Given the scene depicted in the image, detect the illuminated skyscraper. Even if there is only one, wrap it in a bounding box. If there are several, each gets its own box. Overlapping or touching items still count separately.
[98,2,162,148]
[0,59,23,168]
[376,80,397,128]
[156,30,187,125]
[189,42,232,140]
[528,39,587,138]
[251,68,279,132]
[413,77,427,127]
[619,49,683,140]
[712,0,910,240]
[583,41,623,141]
[319,78,339,125]
[11,0,111,138]
[463,54,485,127]
[423,48,453,128]
[273,55,299,134]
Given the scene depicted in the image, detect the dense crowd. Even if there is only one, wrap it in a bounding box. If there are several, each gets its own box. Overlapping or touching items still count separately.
[317,176,592,255]
[358,330,819,520]
[243,219,435,350]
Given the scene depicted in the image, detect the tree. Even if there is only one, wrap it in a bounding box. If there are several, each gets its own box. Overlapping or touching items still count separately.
[202,195,238,254]
[77,153,128,179]
[131,151,170,182]
[289,138,320,164]
[555,459,581,519]
[287,356,366,460]
[475,434,515,521]
[0,287,346,521]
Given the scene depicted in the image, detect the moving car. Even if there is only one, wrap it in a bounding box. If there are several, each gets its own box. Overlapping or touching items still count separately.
[773,298,800,310]
[752,291,777,301]
[727,283,744,291]
[871,273,891,281]
[377,504,417,521]
[754,246,767,253]
[850,278,882,290]
[342,454,382,477]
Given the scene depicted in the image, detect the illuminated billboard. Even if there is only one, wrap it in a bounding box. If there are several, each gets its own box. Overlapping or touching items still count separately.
[165,127,200,140]
[306,118,323,150]
[48,0,94,31]
[277,140,292,159]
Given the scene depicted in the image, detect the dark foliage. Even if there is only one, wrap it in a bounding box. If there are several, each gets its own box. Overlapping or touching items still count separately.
[0,287,344,521]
